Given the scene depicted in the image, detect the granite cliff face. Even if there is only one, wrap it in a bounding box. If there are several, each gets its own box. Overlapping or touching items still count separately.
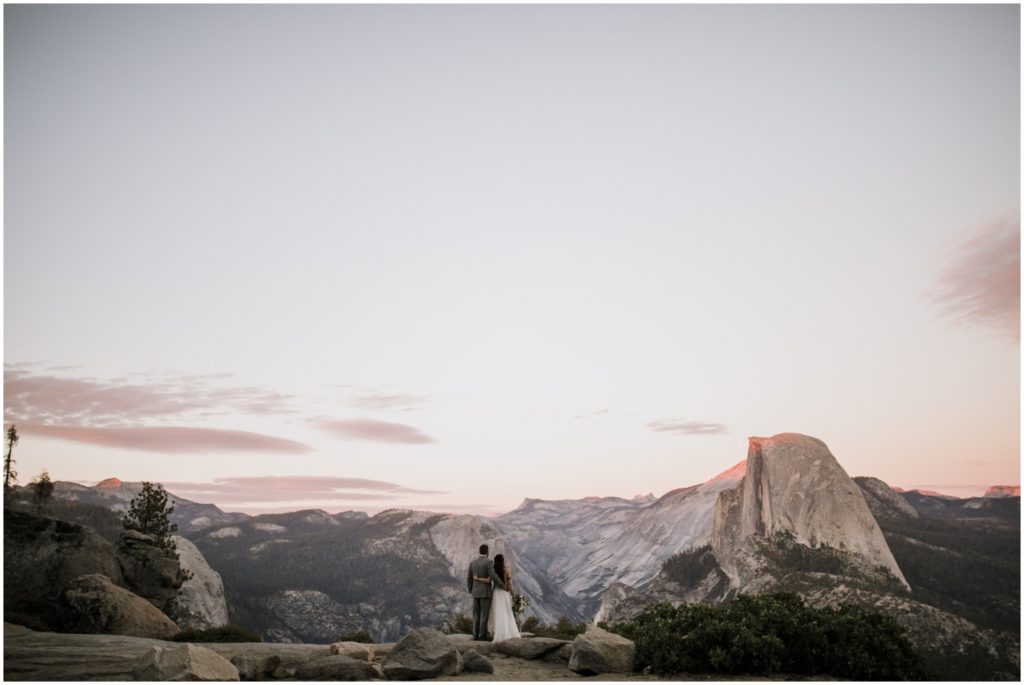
[711,434,908,592]
[494,461,746,615]
[173,535,229,631]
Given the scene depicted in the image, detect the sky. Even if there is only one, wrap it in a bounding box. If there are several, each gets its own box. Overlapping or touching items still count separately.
[4,4,1020,515]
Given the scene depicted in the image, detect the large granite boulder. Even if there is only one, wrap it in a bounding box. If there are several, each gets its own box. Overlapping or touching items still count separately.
[229,653,282,681]
[460,649,494,674]
[568,625,635,675]
[3,509,124,630]
[495,636,571,660]
[296,654,378,680]
[132,643,240,681]
[382,629,461,680]
[173,535,229,630]
[117,530,186,617]
[329,640,376,661]
[58,574,179,639]
[3,622,168,680]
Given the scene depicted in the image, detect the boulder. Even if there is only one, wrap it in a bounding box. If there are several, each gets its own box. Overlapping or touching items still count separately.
[117,530,186,616]
[542,642,574,663]
[173,535,229,630]
[59,574,179,639]
[229,654,281,681]
[132,643,240,681]
[495,636,570,660]
[3,509,124,630]
[272,666,297,679]
[568,625,635,675]
[329,640,375,661]
[205,642,328,679]
[3,622,168,680]
[296,654,379,680]
[382,628,461,680]
[460,649,494,674]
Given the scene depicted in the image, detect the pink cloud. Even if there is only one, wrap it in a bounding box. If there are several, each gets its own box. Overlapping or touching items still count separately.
[20,423,311,454]
[163,475,443,503]
[3,367,295,426]
[930,216,1020,342]
[648,420,728,435]
[315,417,436,444]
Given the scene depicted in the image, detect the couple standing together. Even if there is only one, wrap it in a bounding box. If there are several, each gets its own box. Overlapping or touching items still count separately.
[467,544,521,642]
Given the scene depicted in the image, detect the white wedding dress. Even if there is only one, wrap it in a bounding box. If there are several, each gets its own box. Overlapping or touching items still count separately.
[487,587,521,642]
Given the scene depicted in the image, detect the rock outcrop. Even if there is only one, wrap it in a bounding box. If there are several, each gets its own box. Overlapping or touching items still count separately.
[132,643,239,681]
[460,649,494,674]
[3,509,125,629]
[58,574,180,639]
[568,624,635,675]
[173,535,229,630]
[296,654,378,681]
[711,434,908,591]
[494,636,570,660]
[117,530,186,616]
[381,628,461,680]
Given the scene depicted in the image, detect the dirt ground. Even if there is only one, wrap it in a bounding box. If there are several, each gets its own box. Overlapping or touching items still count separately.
[433,654,785,681]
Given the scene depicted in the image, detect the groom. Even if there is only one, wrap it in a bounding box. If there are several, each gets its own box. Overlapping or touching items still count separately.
[467,543,506,641]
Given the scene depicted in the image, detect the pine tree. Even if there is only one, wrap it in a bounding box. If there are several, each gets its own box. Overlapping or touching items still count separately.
[31,469,54,514]
[122,481,178,551]
[4,424,19,499]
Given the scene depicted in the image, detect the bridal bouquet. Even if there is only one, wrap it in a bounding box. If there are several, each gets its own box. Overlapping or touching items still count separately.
[512,592,529,616]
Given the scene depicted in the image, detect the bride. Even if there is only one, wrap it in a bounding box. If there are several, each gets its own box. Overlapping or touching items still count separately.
[481,554,521,642]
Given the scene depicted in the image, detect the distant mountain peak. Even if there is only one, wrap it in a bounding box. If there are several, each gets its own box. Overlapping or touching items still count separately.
[892,486,960,499]
[984,485,1021,498]
[96,477,123,489]
[632,492,655,503]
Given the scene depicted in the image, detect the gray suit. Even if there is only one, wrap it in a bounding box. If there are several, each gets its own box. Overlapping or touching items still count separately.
[467,555,506,640]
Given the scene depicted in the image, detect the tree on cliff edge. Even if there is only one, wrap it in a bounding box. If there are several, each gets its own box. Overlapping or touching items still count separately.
[122,481,178,551]
[4,424,19,499]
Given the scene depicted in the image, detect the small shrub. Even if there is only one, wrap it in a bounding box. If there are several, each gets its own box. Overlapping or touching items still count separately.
[521,616,587,640]
[336,629,374,643]
[172,625,261,643]
[446,613,474,635]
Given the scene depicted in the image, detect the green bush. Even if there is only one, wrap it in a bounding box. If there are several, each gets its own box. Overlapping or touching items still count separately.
[520,616,586,640]
[171,625,261,643]
[611,593,927,680]
[336,629,374,644]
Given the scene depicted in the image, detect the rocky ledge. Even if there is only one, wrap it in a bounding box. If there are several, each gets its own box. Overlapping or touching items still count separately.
[4,623,636,681]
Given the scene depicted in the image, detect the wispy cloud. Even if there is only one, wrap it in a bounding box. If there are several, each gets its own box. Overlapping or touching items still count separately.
[349,392,430,412]
[315,417,436,444]
[162,475,443,504]
[648,420,729,435]
[4,367,309,454]
[930,216,1020,342]
[20,423,311,454]
[3,366,295,426]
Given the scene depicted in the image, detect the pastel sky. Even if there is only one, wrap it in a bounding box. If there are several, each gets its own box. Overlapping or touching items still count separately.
[4,4,1020,514]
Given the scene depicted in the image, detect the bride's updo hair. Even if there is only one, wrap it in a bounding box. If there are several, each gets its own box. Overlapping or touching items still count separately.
[493,554,507,579]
